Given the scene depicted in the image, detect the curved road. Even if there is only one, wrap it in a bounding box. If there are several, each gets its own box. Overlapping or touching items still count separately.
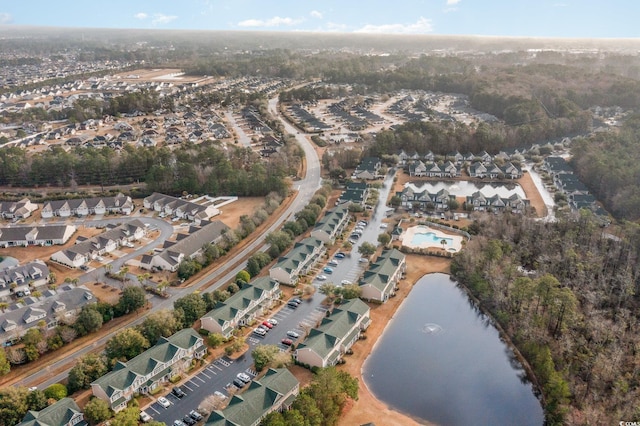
[23,96,321,388]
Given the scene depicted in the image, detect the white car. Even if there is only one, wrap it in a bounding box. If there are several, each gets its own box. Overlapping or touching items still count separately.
[316,274,328,281]
[380,223,388,229]
[267,318,278,326]
[341,280,353,285]
[140,411,152,423]
[359,258,369,263]
[237,372,252,383]
[286,330,300,339]
[254,327,267,336]
[157,397,171,408]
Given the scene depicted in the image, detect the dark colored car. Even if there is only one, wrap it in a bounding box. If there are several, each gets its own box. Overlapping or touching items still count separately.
[189,411,203,421]
[281,338,293,346]
[233,378,246,388]
[172,387,186,398]
[182,415,196,426]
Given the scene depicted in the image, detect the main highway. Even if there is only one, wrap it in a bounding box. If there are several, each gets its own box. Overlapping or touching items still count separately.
[20,95,321,389]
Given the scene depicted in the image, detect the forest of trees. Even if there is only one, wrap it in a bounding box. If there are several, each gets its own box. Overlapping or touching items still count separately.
[0,141,294,197]
[570,113,640,221]
[451,213,640,424]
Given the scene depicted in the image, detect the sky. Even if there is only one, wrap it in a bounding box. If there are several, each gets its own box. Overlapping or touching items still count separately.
[0,0,637,39]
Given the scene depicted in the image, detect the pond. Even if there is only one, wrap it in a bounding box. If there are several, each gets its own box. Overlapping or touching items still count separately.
[405,180,525,198]
[362,273,544,426]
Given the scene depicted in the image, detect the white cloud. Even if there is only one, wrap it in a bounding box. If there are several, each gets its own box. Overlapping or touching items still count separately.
[134,13,148,20]
[152,13,178,25]
[446,0,461,4]
[310,10,323,19]
[0,13,14,24]
[237,16,303,28]
[354,17,433,34]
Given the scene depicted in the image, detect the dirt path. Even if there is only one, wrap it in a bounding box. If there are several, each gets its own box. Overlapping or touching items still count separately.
[517,171,547,217]
[337,254,451,426]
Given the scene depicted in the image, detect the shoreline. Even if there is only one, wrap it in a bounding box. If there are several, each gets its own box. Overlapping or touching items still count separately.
[337,254,450,426]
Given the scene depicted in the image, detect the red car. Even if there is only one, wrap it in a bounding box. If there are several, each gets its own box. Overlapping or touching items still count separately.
[281,338,293,346]
[262,321,273,329]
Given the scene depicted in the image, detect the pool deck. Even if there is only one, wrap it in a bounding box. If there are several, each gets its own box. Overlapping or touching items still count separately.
[401,225,463,252]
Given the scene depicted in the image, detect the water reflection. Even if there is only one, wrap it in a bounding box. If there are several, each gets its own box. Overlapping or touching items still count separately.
[362,273,544,426]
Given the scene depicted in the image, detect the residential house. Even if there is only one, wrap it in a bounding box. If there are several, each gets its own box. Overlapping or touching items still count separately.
[51,220,145,268]
[0,285,95,347]
[310,205,350,244]
[501,162,523,179]
[353,157,381,180]
[0,198,38,220]
[17,398,85,426]
[0,260,49,300]
[337,182,369,206]
[206,369,299,426]
[465,191,530,213]
[408,161,428,177]
[143,193,220,222]
[41,195,133,218]
[139,220,229,272]
[200,277,281,338]
[295,298,371,368]
[395,186,455,212]
[359,249,406,302]
[269,237,325,286]
[446,151,463,165]
[0,225,76,248]
[91,328,206,412]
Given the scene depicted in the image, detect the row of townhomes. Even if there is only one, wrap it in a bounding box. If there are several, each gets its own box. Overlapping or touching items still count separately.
[0,285,95,346]
[337,181,369,206]
[91,328,206,412]
[408,160,460,178]
[543,156,609,220]
[0,225,76,248]
[0,259,49,301]
[140,220,229,272]
[468,161,523,179]
[269,237,325,286]
[352,157,382,180]
[359,249,406,303]
[143,193,220,223]
[398,149,525,167]
[310,204,350,244]
[0,198,38,220]
[206,368,299,426]
[17,398,85,426]
[50,220,146,268]
[41,194,134,218]
[200,277,281,338]
[295,298,371,368]
[396,187,456,212]
[465,191,530,214]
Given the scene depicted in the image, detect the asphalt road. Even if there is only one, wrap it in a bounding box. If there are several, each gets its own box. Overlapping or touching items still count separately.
[20,95,321,389]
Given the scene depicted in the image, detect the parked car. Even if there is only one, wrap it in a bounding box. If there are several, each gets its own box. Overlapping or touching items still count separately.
[281,338,293,346]
[286,330,300,339]
[173,420,186,426]
[323,267,334,274]
[267,318,278,326]
[158,397,171,408]
[237,372,252,383]
[287,301,299,309]
[341,280,352,285]
[253,327,267,336]
[358,221,368,226]
[334,252,346,259]
[348,238,358,245]
[359,258,369,263]
[140,411,152,423]
[262,321,273,329]
[233,378,246,388]
[328,260,339,266]
[189,410,204,421]
[292,298,302,304]
[172,387,186,398]
[380,223,388,229]
[183,415,196,426]
[316,274,327,281]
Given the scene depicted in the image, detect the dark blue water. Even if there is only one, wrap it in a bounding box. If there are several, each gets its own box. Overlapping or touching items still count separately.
[362,273,544,426]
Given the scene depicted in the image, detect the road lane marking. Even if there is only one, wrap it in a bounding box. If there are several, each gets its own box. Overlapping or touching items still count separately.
[200,371,211,379]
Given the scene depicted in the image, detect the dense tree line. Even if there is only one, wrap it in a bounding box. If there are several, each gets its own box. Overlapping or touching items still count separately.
[570,114,640,221]
[0,142,291,197]
[451,213,640,424]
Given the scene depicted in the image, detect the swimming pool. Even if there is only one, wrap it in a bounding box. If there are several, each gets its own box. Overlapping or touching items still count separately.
[411,231,454,247]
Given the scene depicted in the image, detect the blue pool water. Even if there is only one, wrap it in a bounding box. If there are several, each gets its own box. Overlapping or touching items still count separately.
[411,231,454,246]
